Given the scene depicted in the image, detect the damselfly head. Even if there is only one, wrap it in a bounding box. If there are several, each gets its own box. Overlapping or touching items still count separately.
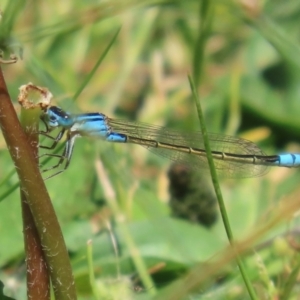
[42,106,71,128]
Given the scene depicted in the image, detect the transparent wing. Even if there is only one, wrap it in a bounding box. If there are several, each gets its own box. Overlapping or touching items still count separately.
[108,118,268,178]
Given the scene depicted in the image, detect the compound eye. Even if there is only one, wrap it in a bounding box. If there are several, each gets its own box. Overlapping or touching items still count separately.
[47,114,59,127]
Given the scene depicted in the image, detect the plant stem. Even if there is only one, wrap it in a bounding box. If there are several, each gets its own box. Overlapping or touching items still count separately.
[20,105,50,299]
[0,67,77,300]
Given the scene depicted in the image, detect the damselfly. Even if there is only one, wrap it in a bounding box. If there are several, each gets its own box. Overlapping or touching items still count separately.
[39,106,300,179]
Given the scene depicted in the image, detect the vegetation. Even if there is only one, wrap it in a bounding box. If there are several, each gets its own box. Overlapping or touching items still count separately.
[1,0,300,299]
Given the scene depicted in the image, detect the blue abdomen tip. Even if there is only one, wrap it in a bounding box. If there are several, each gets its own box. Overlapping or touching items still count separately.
[278,153,300,166]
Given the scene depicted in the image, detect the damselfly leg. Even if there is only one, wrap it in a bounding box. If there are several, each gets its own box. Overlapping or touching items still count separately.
[39,117,66,150]
[38,117,75,179]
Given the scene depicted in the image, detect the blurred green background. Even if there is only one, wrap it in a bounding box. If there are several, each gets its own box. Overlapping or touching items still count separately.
[1,0,300,299]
